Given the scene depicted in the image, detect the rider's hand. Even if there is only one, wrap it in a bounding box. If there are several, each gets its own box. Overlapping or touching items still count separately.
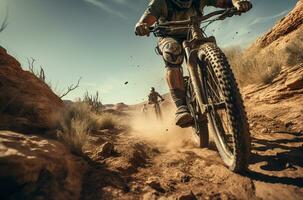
[135,22,150,36]
[234,0,252,13]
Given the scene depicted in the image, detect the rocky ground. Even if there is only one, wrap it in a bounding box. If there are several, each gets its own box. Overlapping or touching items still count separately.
[77,101,303,200]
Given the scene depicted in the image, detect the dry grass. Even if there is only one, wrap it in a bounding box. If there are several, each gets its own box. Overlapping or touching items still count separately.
[284,33,303,66]
[57,102,123,154]
[83,91,103,113]
[96,113,118,130]
[224,46,283,87]
[225,34,303,87]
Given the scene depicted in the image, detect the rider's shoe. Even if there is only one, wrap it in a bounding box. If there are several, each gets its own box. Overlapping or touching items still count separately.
[175,105,194,128]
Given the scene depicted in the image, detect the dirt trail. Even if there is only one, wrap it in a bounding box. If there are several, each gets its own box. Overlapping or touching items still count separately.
[81,105,303,200]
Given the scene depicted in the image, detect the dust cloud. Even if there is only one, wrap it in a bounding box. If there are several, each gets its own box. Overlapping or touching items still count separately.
[129,104,197,150]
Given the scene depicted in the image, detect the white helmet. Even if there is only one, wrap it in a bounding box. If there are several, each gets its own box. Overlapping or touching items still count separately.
[171,0,193,9]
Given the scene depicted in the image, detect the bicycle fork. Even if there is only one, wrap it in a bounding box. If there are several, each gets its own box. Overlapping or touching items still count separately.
[183,41,207,115]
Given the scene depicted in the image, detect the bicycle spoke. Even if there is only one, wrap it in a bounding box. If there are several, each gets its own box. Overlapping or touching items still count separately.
[205,63,235,154]
[206,65,222,92]
[207,81,221,102]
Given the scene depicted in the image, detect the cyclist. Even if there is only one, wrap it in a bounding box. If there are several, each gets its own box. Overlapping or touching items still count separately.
[148,87,164,104]
[135,0,252,127]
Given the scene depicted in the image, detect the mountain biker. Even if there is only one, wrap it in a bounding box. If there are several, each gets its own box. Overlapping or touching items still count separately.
[148,87,164,104]
[135,0,252,127]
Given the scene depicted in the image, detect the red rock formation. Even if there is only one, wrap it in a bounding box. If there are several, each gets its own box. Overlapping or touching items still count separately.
[256,0,303,48]
[0,131,86,200]
[0,46,64,133]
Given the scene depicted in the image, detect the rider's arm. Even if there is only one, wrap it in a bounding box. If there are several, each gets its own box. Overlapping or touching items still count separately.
[206,0,252,11]
[206,0,232,8]
[157,93,164,101]
[135,0,165,36]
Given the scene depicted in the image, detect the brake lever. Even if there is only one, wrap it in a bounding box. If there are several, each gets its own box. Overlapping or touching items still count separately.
[149,25,167,37]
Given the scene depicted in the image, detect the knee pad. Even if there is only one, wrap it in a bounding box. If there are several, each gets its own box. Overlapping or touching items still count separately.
[162,42,184,66]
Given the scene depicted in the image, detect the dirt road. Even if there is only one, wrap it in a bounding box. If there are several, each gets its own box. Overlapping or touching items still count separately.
[81,107,303,200]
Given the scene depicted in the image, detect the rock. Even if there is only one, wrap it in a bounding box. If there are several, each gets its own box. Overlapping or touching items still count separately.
[256,0,303,48]
[97,142,115,158]
[0,47,63,134]
[114,102,128,111]
[0,131,86,200]
[146,179,166,193]
[142,191,159,200]
[285,121,294,128]
[178,191,197,200]
[180,174,192,183]
[284,67,303,90]
[260,128,268,134]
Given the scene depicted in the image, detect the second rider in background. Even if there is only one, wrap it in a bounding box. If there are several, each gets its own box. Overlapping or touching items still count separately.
[135,0,252,127]
[148,87,164,104]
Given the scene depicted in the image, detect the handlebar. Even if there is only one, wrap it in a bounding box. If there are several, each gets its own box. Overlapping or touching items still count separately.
[148,8,240,33]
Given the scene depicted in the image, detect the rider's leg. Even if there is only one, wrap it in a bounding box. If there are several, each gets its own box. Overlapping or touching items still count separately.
[158,37,193,126]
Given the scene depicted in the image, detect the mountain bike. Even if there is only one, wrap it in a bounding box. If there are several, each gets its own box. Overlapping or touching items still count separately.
[151,99,164,120]
[149,8,251,172]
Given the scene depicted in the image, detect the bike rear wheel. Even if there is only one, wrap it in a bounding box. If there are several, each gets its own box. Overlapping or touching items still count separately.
[198,43,251,172]
[154,103,162,120]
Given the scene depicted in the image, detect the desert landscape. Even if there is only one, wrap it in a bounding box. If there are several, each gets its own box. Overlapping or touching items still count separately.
[0,1,303,200]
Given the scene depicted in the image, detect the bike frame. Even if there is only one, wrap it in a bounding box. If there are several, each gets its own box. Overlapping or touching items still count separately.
[181,16,216,117]
[151,9,238,117]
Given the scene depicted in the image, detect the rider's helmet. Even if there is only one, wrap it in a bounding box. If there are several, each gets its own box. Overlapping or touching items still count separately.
[151,87,155,92]
[171,0,193,9]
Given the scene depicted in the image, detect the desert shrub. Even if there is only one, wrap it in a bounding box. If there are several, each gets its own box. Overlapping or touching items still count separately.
[83,91,103,113]
[57,102,123,154]
[96,113,117,130]
[57,102,97,154]
[224,46,283,87]
[284,33,303,66]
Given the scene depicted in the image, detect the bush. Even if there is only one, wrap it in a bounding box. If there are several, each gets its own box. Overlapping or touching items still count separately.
[57,102,123,154]
[284,33,303,66]
[57,102,96,154]
[225,33,303,87]
[96,113,117,130]
[224,46,283,87]
[83,91,103,113]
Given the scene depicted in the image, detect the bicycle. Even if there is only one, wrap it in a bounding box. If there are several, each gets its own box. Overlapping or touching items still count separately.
[148,8,251,172]
[150,99,164,121]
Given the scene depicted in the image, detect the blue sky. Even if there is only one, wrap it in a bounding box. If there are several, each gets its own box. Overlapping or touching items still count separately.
[0,0,298,104]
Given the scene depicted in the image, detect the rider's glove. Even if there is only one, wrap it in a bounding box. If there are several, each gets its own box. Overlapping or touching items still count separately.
[135,22,150,36]
[233,0,252,12]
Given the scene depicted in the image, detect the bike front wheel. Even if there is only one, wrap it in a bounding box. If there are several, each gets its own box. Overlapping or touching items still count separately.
[184,77,209,148]
[198,43,251,172]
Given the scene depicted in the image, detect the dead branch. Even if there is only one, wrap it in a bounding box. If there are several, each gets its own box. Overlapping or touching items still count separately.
[60,77,82,99]
[27,57,46,82]
[39,65,46,81]
[27,57,36,74]
[0,7,8,33]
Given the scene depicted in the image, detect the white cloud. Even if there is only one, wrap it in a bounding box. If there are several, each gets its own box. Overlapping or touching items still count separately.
[84,0,127,19]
